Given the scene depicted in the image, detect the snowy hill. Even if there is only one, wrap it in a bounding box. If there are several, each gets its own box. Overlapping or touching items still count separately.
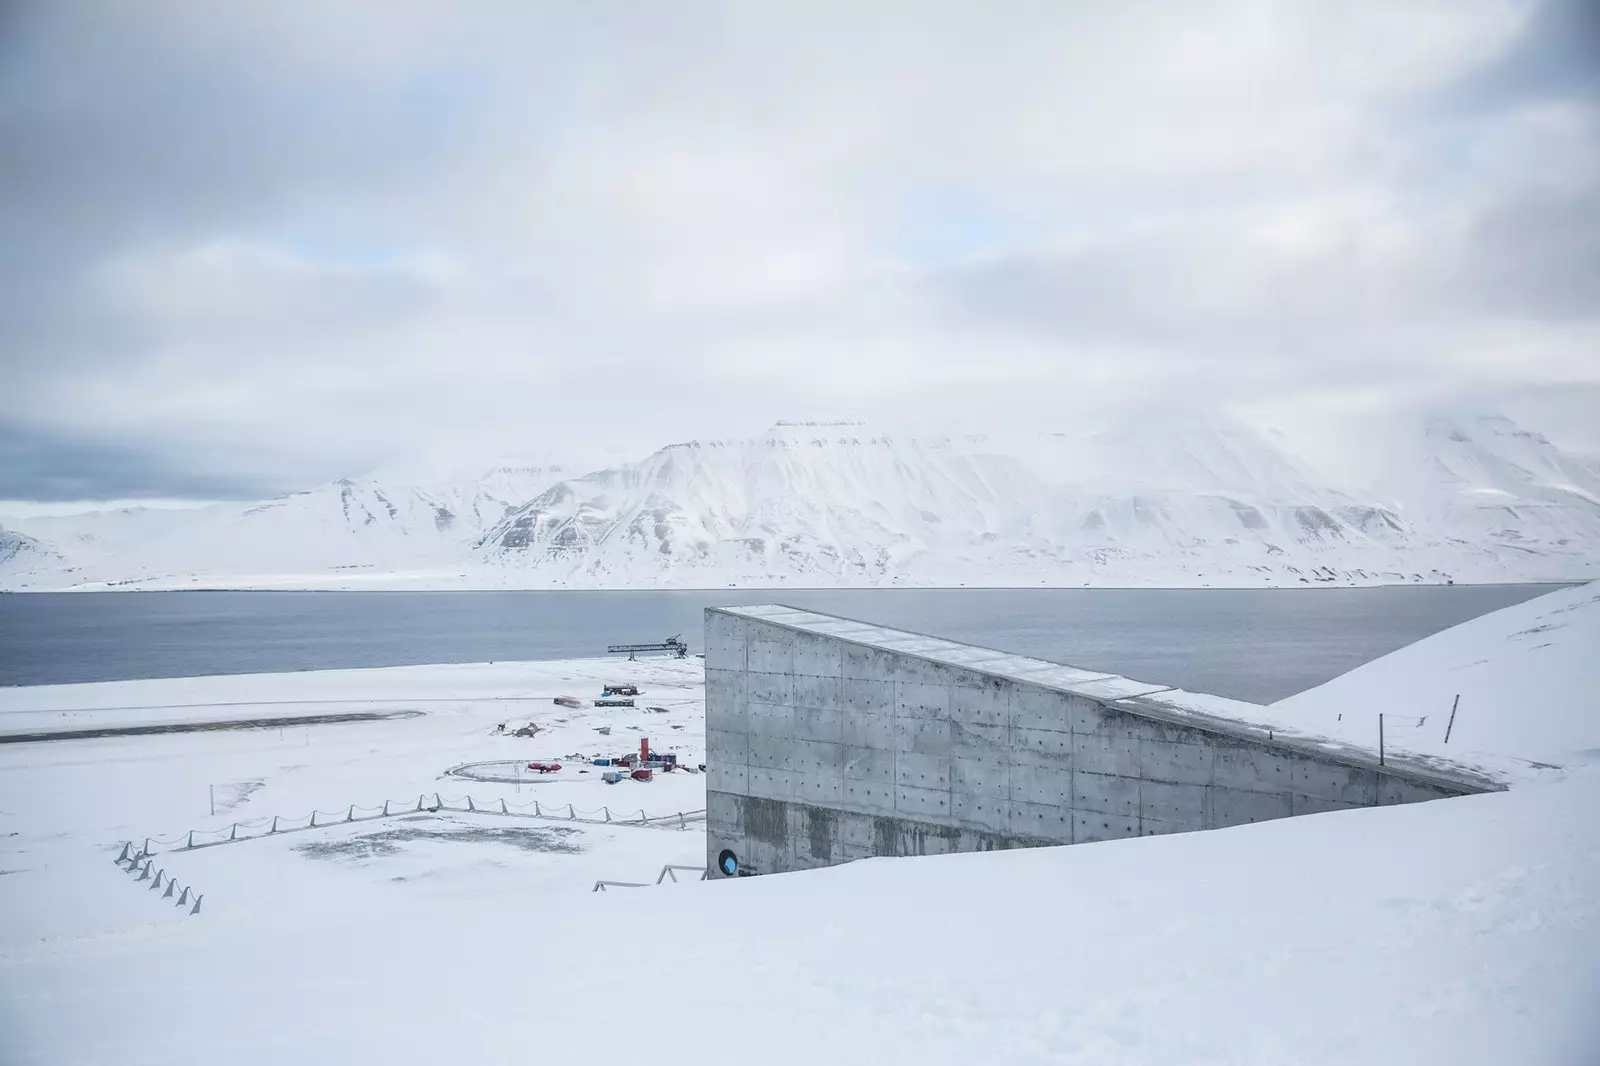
[6,506,211,569]
[475,414,1598,588]
[8,465,570,590]
[477,425,1042,584]
[4,411,1599,590]
[1269,580,1600,780]
[0,524,59,578]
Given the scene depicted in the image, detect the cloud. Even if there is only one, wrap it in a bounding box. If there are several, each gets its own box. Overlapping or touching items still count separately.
[0,0,1595,500]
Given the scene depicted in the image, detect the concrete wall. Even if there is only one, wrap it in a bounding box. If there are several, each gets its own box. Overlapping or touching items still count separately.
[705,607,1483,877]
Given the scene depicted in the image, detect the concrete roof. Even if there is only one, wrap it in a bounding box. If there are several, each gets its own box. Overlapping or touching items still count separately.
[713,604,1503,793]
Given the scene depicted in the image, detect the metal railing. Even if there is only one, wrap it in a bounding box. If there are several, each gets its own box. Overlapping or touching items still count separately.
[130,795,708,857]
[593,863,709,892]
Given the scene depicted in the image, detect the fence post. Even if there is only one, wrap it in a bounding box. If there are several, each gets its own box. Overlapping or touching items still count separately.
[467,796,475,812]
[1444,694,1460,744]
[679,812,686,829]
[186,830,194,849]
[639,810,648,824]
[163,878,176,899]
[346,805,354,823]
[417,794,424,812]
[534,801,541,817]
[383,800,390,816]
[604,807,611,822]
[144,837,151,855]
[434,792,442,809]
[190,894,202,916]
[1379,713,1385,766]
[116,842,130,864]
[270,816,278,834]
[137,861,151,881]
[149,870,163,890]
[568,804,575,820]
[310,812,317,828]
[500,799,508,814]
[177,886,190,906]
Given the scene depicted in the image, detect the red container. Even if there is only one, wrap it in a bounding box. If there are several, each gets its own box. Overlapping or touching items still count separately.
[630,768,653,782]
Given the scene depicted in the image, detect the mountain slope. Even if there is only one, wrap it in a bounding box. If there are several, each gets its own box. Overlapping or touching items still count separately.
[478,426,1041,583]
[1270,580,1600,780]
[5,412,1598,590]
[0,525,60,579]
[19,465,571,589]
[474,415,1591,588]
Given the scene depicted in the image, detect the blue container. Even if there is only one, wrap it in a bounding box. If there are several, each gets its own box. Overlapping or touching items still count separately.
[594,758,611,766]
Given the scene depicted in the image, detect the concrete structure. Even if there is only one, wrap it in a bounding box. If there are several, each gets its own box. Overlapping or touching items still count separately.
[705,605,1497,877]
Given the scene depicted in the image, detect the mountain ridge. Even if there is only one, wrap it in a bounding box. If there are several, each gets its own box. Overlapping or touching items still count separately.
[4,411,1598,590]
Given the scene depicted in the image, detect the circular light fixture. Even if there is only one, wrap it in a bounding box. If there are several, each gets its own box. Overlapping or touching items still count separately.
[718,849,739,877]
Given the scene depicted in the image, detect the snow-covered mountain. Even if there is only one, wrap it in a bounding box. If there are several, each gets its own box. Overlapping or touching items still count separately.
[5,464,571,589]
[7,506,211,569]
[4,412,1598,590]
[473,414,1597,588]
[478,424,1041,583]
[0,525,60,579]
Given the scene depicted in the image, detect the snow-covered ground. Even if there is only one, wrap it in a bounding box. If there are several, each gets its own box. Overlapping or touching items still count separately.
[5,411,1598,591]
[2,587,1598,1064]
[1271,580,1600,778]
[1109,580,1600,787]
[0,656,708,950]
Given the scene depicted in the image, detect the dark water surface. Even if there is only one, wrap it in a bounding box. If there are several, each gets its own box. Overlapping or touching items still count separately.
[0,585,1561,703]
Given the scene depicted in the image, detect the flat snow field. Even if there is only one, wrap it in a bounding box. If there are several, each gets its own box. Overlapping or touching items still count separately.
[3,588,1599,1065]
[0,657,710,951]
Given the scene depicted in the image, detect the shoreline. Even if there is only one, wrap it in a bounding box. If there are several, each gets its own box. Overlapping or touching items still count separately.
[0,578,1584,595]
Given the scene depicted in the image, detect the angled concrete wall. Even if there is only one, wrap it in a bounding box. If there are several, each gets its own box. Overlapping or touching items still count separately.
[705,605,1490,877]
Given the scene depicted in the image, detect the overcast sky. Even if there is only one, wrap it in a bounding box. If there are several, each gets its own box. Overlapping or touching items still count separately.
[1,0,1597,502]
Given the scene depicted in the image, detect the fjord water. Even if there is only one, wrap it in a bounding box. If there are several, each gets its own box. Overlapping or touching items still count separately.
[0,585,1560,702]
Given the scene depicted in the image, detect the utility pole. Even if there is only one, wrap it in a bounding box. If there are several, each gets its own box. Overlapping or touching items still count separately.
[1444,694,1460,744]
[209,784,215,817]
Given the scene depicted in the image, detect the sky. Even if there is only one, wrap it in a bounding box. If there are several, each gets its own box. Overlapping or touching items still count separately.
[1,0,1597,503]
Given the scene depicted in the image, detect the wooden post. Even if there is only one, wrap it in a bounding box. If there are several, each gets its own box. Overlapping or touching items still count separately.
[1379,713,1385,766]
[1444,694,1460,744]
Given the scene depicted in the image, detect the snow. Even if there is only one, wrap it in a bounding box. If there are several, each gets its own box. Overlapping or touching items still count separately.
[1077,581,1600,787]
[0,523,60,578]
[4,410,1598,591]
[4,592,1600,1063]
[1269,579,1600,779]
